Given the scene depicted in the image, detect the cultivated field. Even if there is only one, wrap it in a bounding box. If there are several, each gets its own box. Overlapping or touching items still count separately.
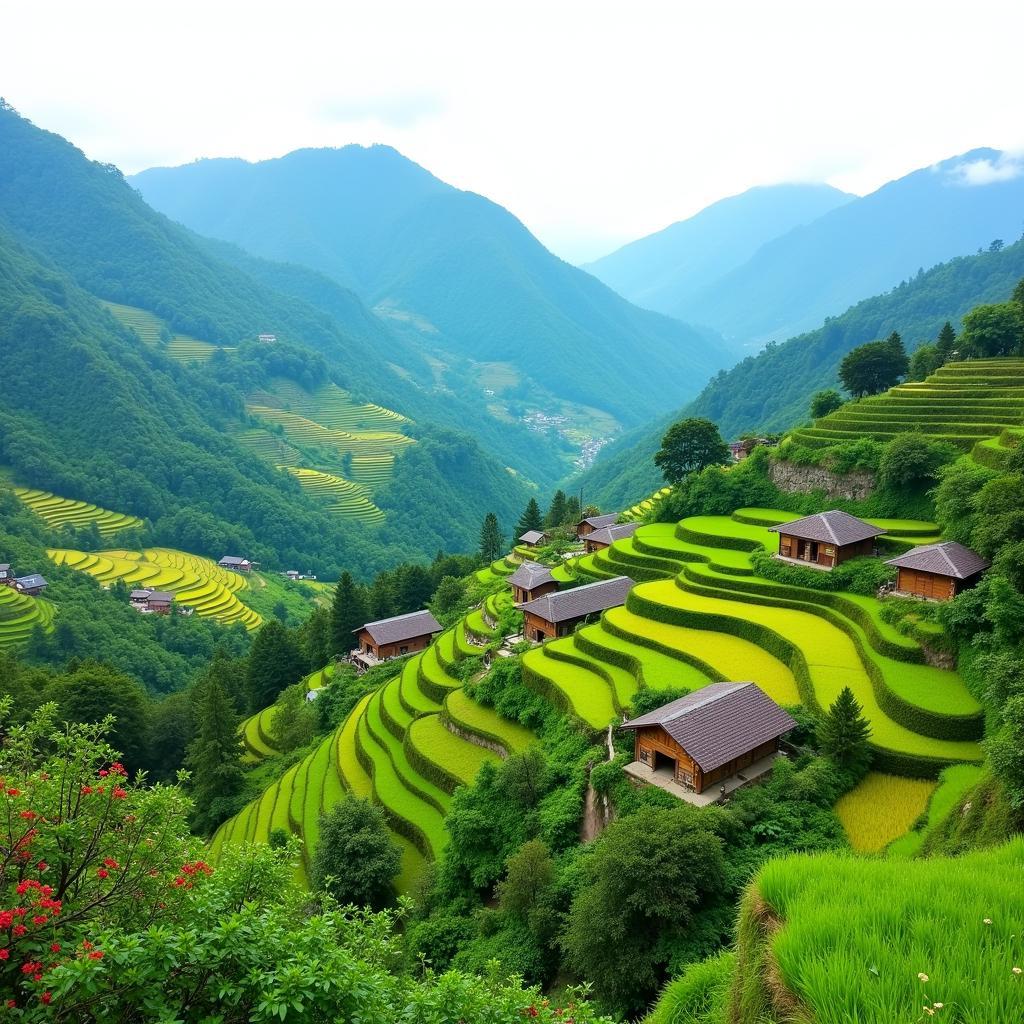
[14,487,143,536]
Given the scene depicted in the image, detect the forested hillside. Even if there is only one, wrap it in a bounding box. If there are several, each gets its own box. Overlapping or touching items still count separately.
[131,146,730,428]
[584,183,851,320]
[577,238,1024,508]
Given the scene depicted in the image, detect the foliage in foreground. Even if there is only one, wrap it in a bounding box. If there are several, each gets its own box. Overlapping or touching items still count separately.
[0,702,611,1022]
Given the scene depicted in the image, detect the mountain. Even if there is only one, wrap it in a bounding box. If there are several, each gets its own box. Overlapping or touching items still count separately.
[576,237,1024,509]
[583,183,853,317]
[679,148,1024,347]
[130,146,730,429]
[0,103,532,573]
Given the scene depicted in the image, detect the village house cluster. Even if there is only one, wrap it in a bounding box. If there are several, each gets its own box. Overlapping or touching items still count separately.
[0,564,48,596]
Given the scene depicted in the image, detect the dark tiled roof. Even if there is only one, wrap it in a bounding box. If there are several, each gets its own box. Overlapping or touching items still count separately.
[15,574,47,589]
[520,576,632,625]
[147,591,175,603]
[579,513,619,531]
[218,556,249,566]
[0,564,9,571]
[508,561,555,591]
[768,510,884,545]
[620,682,796,773]
[130,589,151,600]
[357,609,442,645]
[886,541,989,580]
[519,530,546,545]
[586,522,639,546]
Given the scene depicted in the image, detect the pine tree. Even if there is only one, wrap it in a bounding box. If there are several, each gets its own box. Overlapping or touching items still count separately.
[515,498,543,538]
[330,572,367,656]
[563,495,581,526]
[817,686,872,775]
[187,673,244,833]
[478,512,503,563]
[545,490,568,528]
[246,620,305,711]
[394,564,433,613]
[936,321,957,359]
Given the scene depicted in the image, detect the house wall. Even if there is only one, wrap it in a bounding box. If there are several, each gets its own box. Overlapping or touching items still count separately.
[777,533,873,569]
[583,538,610,554]
[896,568,958,601]
[633,726,699,789]
[577,522,597,539]
[523,610,559,641]
[513,580,558,604]
[356,630,434,660]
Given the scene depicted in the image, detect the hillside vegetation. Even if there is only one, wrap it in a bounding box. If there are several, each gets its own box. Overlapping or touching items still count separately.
[131,145,731,428]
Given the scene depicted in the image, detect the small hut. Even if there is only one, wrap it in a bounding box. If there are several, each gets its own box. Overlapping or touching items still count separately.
[768,510,884,570]
[885,541,989,601]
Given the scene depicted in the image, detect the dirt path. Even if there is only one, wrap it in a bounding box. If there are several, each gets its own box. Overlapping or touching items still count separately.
[579,724,616,843]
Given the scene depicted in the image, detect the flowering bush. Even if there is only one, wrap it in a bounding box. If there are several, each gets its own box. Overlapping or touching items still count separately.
[0,702,611,1022]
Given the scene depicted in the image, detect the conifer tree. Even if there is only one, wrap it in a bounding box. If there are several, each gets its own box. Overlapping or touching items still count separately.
[818,686,872,775]
[515,498,543,538]
[246,620,305,711]
[563,495,582,525]
[545,490,568,528]
[936,320,957,359]
[330,572,366,656]
[395,564,433,612]
[187,673,244,833]
[478,512,503,563]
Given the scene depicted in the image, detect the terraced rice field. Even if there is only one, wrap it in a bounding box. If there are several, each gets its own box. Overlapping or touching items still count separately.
[265,378,409,431]
[787,358,1024,454]
[101,301,219,362]
[14,487,143,536]
[240,665,335,762]
[620,486,672,522]
[834,772,936,852]
[0,584,55,649]
[553,507,982,777]
[283,467,384,524]
[210,600,537,893]
[48,546,262,630]
[234,429,304,465]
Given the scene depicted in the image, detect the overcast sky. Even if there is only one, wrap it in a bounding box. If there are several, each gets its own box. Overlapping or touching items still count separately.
[4,0,1023,262]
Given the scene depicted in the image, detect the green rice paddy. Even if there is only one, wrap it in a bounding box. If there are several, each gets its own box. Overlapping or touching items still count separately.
[14,487,143,536]
[101,301,220,363]
[283,466,384,523]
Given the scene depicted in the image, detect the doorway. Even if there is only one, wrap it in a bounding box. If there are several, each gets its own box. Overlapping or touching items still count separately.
[798,539,819,563]
[653,750,676,777]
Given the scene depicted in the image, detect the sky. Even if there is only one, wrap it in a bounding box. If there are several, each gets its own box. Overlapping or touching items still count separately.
[3,0,1023,263]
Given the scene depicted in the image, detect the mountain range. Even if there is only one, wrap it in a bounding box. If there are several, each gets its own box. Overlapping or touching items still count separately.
[586,149,1024,350]
[130,147,730,431]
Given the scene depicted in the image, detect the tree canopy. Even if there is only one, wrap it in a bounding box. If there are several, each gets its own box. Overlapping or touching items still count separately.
[654,418,730,485]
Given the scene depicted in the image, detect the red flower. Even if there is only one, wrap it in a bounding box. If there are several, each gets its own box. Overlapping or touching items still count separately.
[21,961,41,975]
[98,770,108,778]
[96,868,108,880]
[80,785,93,795]
[0,950,8,961]
[103,858,118,869]
[49,944,60,954]
[35,861,47,872]
[19,811,36,820]
[12,926,25,938]
[40,993,51,1005]
[81,940,93,950]
[111,787,127,800]
[6,1000,14,1009]
[88,950,104,960]
[31,916,47,927]
[6,788,20,797]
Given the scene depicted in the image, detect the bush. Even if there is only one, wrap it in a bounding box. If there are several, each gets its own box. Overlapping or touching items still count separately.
[877,433,958,490]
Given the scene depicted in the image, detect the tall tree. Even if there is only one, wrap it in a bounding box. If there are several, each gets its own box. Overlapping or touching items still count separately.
[544,490,568,528]
[959,303,1024,358]
[330,572,367,656]
[935,320,957,359]
[269,682,318,754]
[838,333,908,397]
[246,620,306,711]
[817,686,871,775]
[478,512,503,563]
[311,795,402,910]
[654,417,730,485]
[515,498,544,537]
[394,563,433,613]
[186,672,244,833]
[563,494,582,525]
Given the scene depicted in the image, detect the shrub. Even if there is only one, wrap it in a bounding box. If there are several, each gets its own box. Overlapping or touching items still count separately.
[877,433,959,490]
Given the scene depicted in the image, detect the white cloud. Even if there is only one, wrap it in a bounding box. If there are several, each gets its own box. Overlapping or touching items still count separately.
[2,0,1023,261]
[946,153,1024,187]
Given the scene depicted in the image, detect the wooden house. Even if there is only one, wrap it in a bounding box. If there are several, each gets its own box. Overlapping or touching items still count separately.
[768,510,884,570]
[13,574,48,597]
[353,609,442,668]
[575,513,618,541]
[620,682,795,795]
[130,589,175,614]
[218,556,255,574]
[583,521,639,554]
[0,564,11,584]
[508,561,558,604]
[885,541,989,601]
[519,576,632,642]
[518,529,548,548]
[258,333,277,344]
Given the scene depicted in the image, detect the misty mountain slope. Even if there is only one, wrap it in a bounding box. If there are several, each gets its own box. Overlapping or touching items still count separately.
[574,237,1024,510]
[132,146,731,427]
[584,183,852,316]
[682,149,1024,346]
